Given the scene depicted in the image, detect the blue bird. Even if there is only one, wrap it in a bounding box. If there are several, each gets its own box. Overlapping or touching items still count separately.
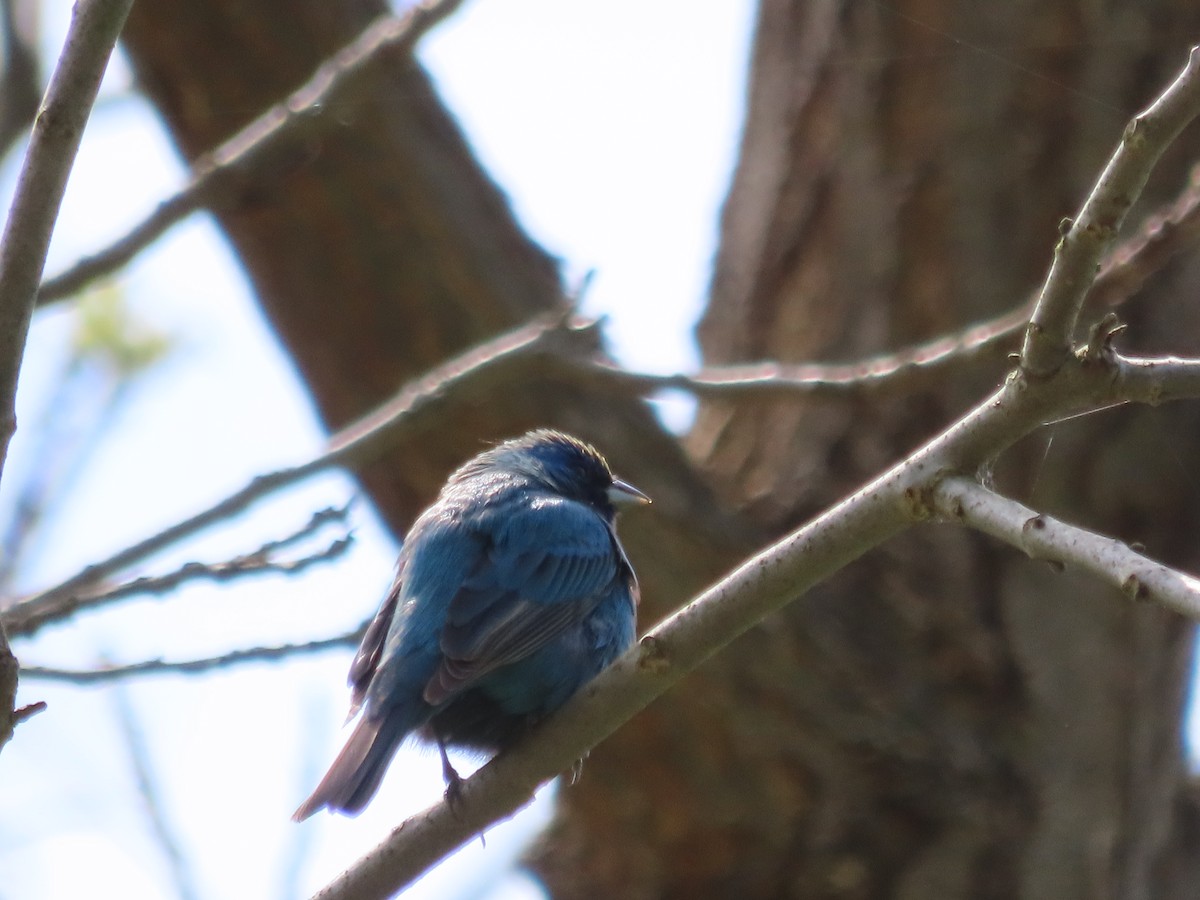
[293,429,648,820]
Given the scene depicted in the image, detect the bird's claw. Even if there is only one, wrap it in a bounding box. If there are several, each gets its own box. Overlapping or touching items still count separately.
[437,737,466,816]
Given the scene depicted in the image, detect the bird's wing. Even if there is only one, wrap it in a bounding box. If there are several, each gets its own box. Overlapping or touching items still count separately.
[423,495,623,705]
[346,573,402,718]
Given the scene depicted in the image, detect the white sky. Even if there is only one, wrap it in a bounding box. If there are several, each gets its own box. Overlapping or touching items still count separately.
[0,2,756,898]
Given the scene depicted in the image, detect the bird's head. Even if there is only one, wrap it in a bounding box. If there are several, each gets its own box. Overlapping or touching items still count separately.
[473,429,650,517]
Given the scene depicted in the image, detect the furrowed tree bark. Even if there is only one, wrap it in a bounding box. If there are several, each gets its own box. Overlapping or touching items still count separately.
[118,0,755,619]
[117,0,1200,898]
[530,1,1200,897]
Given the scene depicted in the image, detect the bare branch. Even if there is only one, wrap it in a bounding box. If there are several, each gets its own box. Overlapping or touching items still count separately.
[306,35,1200,878]
[251,503,354,556]
[1091,161,1200,310]
[0,620,16,752]
[81,503,355,606]
[21,630,361,685]
[0,0,133,482]
[306,336,1200,898]
[562,161,1200,402]
[73,533,352,609]
[1021,46,1200,377]
[10,302,1200,643]
[37,0,466,305]
[12,699,46,721]
[933,476,1200,617]
[113,687,201,900]
[0,0,42,158]
[1109,352,1200,406]
[2,506,351,635]
[0,315,602,637]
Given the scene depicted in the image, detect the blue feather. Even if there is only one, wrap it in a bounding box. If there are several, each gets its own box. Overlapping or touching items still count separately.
[293,430,646,820]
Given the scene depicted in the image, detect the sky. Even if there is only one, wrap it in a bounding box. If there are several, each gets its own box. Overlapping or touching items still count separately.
[0,2,757,898]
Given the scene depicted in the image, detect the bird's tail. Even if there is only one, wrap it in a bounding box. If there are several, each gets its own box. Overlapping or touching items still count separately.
[292,712,409,821]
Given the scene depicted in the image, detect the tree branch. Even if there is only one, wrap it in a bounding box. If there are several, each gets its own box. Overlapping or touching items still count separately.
[932,476,1200,617]
[0,0,132,759]
[304,36,1200,877]
[0,0,133,481]
[0,0,42,160]
[9,297,1200,642]
[113,686,201,900]
[1021,46,1200,377]
[37,0,465,305]
[1090,161,1200,310]
[21,630,361,685]
[65,532,351,609]
[307,335,1200,898]
[0,620,16,751]
[0,315,602,637]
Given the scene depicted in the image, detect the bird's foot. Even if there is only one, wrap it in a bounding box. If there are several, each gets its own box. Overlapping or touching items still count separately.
[568,750,590,785]
[437,737,466,816]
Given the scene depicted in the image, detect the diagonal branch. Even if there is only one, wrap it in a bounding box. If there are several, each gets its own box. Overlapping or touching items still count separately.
[113,686,201,900]
[932,476,1200,617]
[0,0,133,479]
[0,0,42,160]
[0,315,602,637]
[0,621,16,751]
[307,341,1200,899]
[0,0,133,759]
[21,629,362,685]
[1021,47,1200,377]
[305,39,1200,884]
[64,532,352,609]
[36,0,465,305]
[9,299,1200,641]
[1090,161,1200,310]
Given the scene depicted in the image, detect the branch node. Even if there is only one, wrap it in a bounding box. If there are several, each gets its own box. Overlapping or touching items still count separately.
[901,485,935,521]
[1022,515,1047,532]
[1083,312,1127,362]
[637,635,671,674]
[1122,573,1152,602]
[1123,115,1148,148]
[13,700,46,723]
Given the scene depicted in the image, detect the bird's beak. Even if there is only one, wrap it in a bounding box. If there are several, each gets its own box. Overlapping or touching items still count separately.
[608,479,651,506]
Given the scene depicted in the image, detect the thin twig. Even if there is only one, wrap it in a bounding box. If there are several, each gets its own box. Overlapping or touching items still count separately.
[933,477,1200,617]
[73,534,353,608]
[306,346,1200,899]
[0,0,42,159]
[253,503,354,555]
[0,0,133,481]
[1021,47,1200,376]
[1091,161,1200,309]
[0,314,602,637]
[21,630,362,684]
[306,44,1200,891]
[0,620,17,752]
[9,310,1200,642]
[113,686,202,900]
[75,503,356,607]
[568,159,1200,401]
[37,0,466,305]
[0,0,132,757]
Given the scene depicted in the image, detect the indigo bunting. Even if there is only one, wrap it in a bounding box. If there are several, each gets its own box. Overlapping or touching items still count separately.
[294,429,648,820]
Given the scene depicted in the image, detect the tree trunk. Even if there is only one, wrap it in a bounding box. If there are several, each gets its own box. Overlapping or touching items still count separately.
[119,0,753,624]
[539,1,1200,897]
[118,1,1200,897]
